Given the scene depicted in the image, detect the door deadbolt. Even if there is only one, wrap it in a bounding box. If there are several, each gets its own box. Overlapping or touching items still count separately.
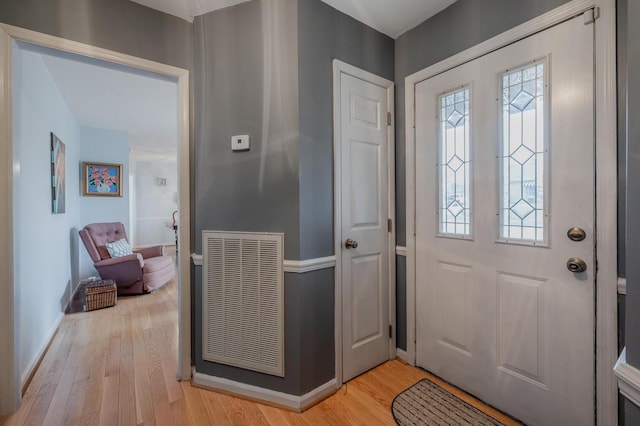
[345,239,359,249]
[567,227,586,242]
[567,257,587,273]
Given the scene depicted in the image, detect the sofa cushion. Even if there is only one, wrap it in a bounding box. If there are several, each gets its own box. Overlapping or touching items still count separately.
[143,255,173,274]
[105,238,133,258]
[142,255,175,292]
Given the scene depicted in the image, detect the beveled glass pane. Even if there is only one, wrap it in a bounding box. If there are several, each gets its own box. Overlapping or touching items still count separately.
[500,62,546,242]
[438,87,471,237]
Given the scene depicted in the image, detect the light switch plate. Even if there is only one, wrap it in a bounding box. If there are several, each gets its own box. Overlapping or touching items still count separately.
[231,135,250,151]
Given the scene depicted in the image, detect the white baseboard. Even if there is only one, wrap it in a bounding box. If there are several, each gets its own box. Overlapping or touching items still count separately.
[192,371,337,412]
[615,347,640,408]
[20,313,64,392]
[395,246,407,256]
[299,378,339,411]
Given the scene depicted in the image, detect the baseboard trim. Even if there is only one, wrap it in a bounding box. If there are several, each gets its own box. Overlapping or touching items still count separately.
[614,347,640,407]
[192,252,337,274]
[283,256,336,273]
[192,371,337,412]
[396,246,407,256]
[21,313,64,394]
[63,279,85,314]
[618,277,627,295]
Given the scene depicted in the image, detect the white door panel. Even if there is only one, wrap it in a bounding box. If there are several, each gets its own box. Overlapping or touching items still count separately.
[339,71,390,382]
[415,16,594,426]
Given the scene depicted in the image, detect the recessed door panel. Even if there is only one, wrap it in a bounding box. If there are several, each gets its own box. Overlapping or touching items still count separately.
[351,94,380,128]
[351,254,382,347]
[350,140,380,227]
[435,262,472,356]
[497,272,546,386]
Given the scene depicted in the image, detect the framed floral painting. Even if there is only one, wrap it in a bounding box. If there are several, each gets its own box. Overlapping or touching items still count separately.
[83,162,122,196]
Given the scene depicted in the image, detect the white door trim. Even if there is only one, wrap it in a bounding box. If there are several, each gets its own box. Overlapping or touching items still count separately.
[404,1,617,425]
[333,59,396,386]
[0,23,192,414]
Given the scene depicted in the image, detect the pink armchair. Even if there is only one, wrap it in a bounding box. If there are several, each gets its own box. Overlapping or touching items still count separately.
[79,222,175,295]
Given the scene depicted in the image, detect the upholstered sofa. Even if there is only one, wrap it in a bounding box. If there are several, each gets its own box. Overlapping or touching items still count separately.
[79,222,175,295]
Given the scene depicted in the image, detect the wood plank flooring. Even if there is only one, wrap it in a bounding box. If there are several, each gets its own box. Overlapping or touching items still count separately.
[1,277,520,425]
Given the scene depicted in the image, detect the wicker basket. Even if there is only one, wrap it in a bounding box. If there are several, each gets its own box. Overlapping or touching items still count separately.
[85,279,117,311]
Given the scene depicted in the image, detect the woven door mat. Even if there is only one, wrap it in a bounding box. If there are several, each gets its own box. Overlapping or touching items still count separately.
[392,378,505,426]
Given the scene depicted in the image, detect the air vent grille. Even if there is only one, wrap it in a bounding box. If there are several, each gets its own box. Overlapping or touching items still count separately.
[202,231,284,376]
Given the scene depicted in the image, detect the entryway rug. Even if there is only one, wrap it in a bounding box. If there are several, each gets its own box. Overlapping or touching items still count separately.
[391,379,505,426]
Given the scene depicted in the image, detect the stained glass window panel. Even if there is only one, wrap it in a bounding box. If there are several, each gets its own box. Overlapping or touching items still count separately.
[438,87,470,237]
[500,62,546,242]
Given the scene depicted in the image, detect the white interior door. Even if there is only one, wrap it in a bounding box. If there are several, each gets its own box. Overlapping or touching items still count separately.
[414,16,594,426]
[337,66,392,382]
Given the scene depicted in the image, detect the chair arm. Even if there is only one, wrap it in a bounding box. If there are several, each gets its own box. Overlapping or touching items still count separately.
[93,254,144,287]
[134,245,165,259]
[95,253,144,268]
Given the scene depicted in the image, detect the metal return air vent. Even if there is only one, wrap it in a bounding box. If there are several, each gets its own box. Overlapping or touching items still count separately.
[202,231,284,377]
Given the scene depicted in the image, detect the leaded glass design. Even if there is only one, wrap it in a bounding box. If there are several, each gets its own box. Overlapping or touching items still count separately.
[500,62,547,242]
[438,87,470,236]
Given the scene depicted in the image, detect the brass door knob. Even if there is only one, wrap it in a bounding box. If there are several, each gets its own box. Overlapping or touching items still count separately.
[567,257,587,273]
[345,239,359,249]
[567,227,586,242]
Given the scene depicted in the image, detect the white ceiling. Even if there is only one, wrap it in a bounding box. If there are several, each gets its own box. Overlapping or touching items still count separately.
[319,0,457,39]
[129,0,456,39]
[28,45,179,162]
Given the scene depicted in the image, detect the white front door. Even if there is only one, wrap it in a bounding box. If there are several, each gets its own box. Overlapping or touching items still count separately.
[335,62,393,382]
[414,16,594,425]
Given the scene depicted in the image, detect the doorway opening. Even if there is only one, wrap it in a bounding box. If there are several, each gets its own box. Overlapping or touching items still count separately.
[0,24,191,414]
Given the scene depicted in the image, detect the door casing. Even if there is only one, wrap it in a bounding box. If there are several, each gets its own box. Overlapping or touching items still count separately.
[403,0,617,425]
[0,23,192,414]
[332,59,396,386]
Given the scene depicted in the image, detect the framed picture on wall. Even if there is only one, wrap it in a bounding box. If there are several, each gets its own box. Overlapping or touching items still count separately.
[83,162,122,196]
[51,133,66,213]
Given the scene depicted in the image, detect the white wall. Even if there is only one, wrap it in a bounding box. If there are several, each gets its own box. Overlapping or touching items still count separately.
[133,159,178,246]
[13,46,81,384]
[78,126,130,278]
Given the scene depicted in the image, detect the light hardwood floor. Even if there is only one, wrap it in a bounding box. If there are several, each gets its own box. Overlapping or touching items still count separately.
[1,278,520,425]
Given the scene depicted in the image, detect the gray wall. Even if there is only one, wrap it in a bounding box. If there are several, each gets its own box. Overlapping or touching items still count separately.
[192,0,394,395]
[625,399,640,426]
[0,0,192,71]
[618,0,627,278]
[393,0,573,351]
[297,0,394,260]
[625,0,640,373]
[625,0,640,367]
[193,0,304,394]
[296,0,394,393]
[396,256,407,350]
[193,0,300,258]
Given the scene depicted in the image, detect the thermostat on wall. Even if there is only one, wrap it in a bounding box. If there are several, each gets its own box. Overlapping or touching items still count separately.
[231,135,250,151]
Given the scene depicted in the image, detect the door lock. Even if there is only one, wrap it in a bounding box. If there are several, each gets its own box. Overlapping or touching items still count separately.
[345,239,359,249]
[567,257,587,273]
[567,227,586,242]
